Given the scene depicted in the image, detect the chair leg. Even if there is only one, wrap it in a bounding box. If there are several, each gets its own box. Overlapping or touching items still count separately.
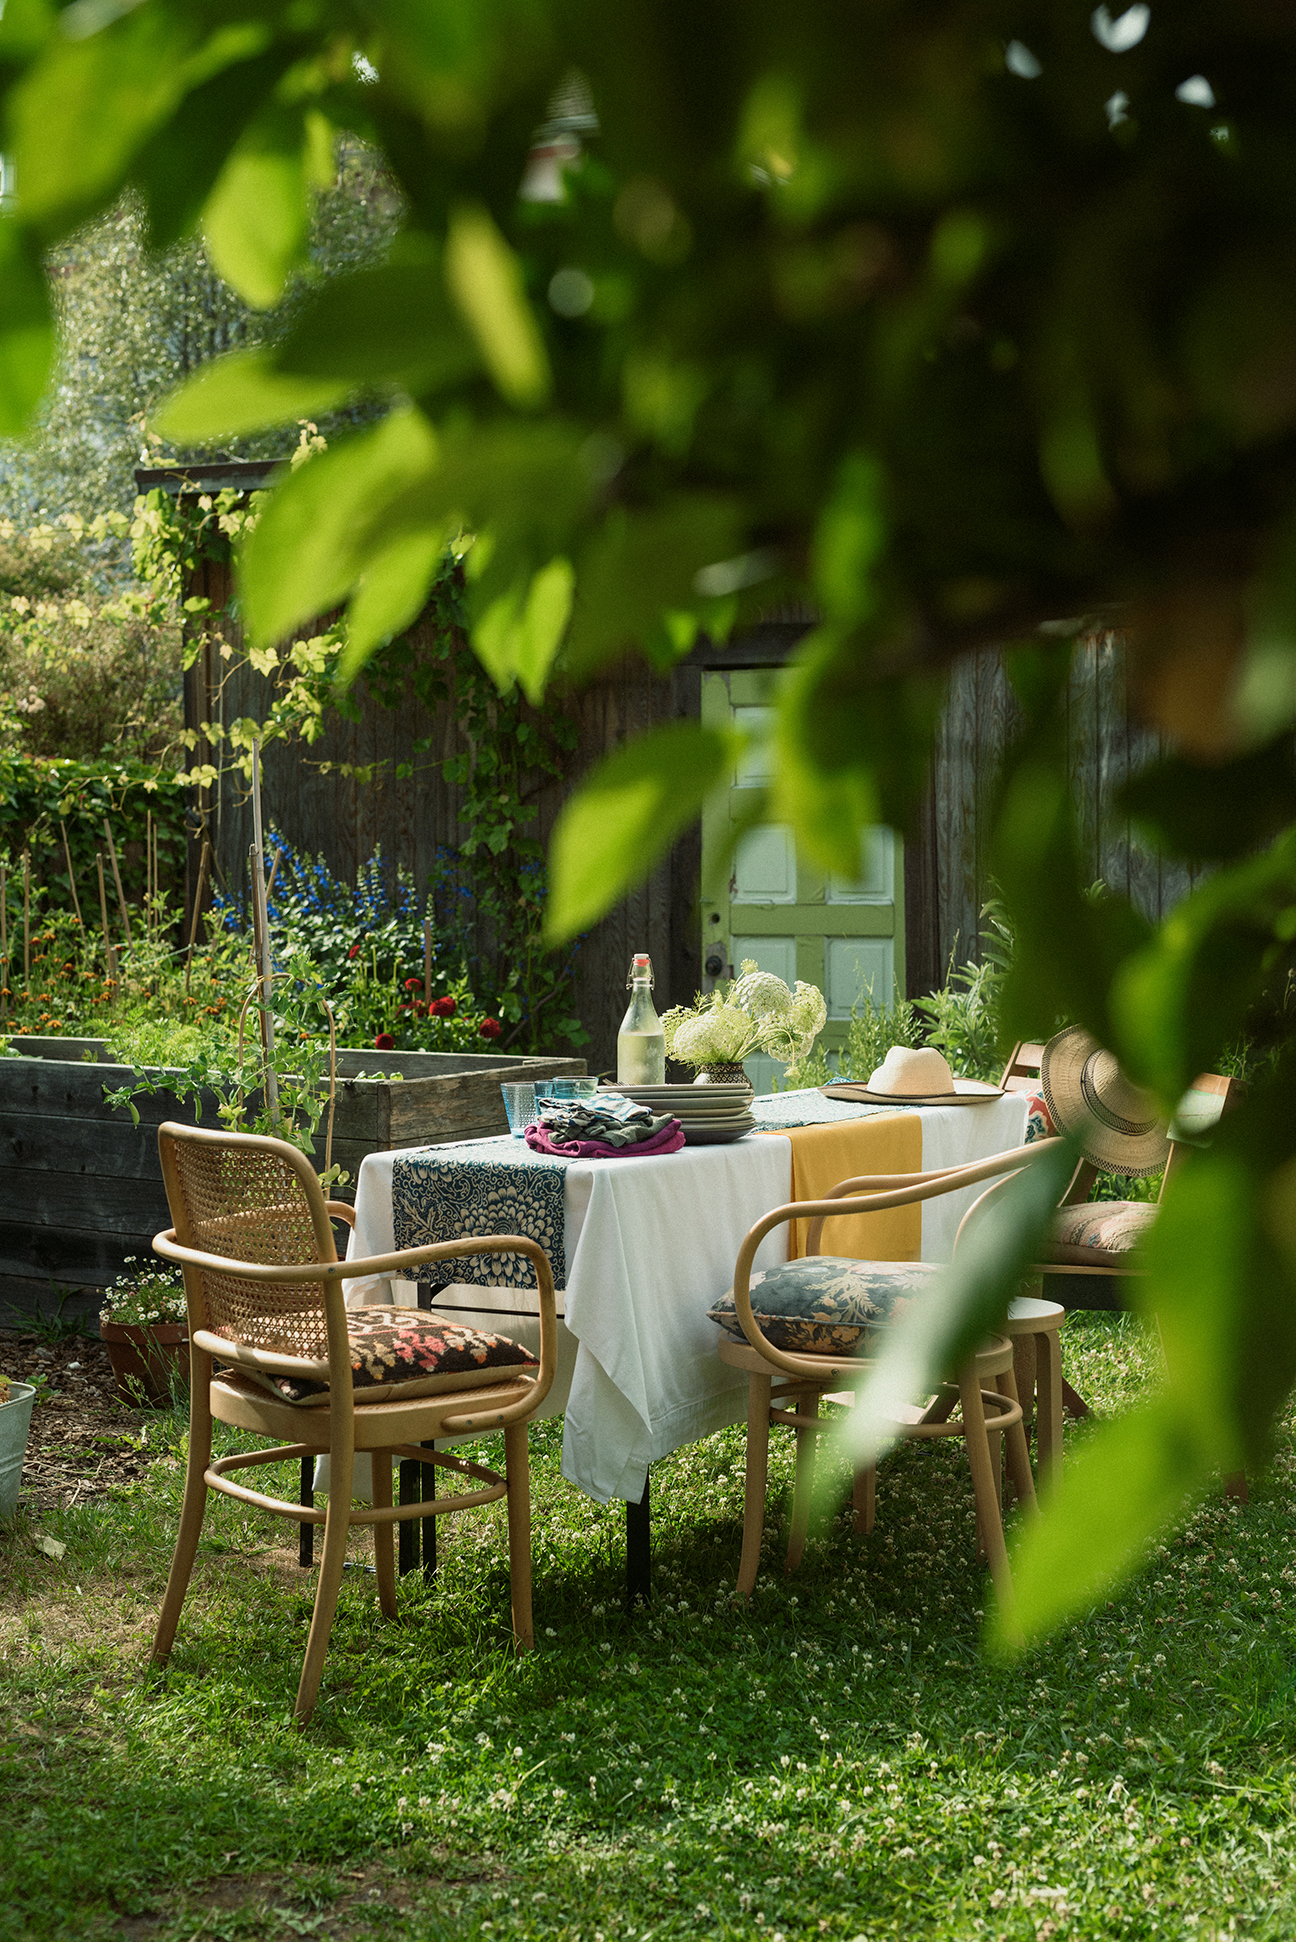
[504,1420,534,1652]
[1036,1330,1063,1491]
[1012,1335,1036,1438]
[1061,1377,1091,1420]
[785,1383,820,1576]
[371,1449,398,1621]
[295,1438,354,1727]
[151,1357,214,1666]
[852,1462,876,1535]
[959,1367,1014,1622]
[998,1368,1038,1515]
[737,1373,772,1598]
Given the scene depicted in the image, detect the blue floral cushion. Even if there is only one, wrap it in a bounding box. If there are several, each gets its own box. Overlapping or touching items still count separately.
[708,1256,940,1355]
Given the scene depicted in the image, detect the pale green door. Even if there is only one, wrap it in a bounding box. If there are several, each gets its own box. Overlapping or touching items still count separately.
[700,670,905,1093]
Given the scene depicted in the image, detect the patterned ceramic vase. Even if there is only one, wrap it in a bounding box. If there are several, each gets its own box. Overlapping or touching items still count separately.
[692,1063,751,1086]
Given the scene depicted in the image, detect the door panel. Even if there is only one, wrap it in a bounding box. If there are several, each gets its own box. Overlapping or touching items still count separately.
[732,824,797,903]
[700,670,904,1088]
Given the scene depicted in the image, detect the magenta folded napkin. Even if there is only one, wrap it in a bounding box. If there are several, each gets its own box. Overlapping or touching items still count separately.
[524,1118,685,1159]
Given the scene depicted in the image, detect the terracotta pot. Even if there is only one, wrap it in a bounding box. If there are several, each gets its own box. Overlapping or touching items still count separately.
[99,1318,190,1406]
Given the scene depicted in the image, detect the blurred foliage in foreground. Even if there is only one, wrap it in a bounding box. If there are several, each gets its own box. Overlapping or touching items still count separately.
[3,0,1296,1637]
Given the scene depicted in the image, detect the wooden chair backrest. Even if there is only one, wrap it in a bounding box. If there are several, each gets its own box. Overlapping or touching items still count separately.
[998,1041,1047,1093]
[157,1122,339,1360]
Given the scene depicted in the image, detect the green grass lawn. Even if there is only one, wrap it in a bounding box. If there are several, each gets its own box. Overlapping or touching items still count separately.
[2,1313,1294,1942]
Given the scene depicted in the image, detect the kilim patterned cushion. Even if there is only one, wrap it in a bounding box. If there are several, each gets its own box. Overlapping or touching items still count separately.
[232,1307,538,1406]
[1048,1201,1156,1267]
[709,1256,940,1356]
[1023,1091,1057,1144]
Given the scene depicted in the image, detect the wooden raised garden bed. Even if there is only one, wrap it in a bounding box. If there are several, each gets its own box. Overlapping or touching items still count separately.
[0,1039,585,1323]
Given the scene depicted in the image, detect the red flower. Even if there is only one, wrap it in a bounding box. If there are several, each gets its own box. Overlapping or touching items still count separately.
[404,976,423,991]
[348,942,361,959]
[478,1017,502,1040]
[430,995,457,1018]
[374,1032,395,1050]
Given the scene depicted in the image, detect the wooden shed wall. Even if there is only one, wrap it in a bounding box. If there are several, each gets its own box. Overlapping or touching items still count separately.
[918,632,1205,983]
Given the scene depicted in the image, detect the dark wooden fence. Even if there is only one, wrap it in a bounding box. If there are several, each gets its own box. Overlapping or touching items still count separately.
[904,632,1205,992]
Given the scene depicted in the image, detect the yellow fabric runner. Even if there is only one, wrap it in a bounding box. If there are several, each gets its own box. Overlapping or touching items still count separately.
[761,1114,923,1261]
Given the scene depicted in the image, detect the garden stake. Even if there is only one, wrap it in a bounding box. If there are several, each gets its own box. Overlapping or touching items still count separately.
[146,812,153,944]
[184,839,210,995]
[424,917,432,1005]
[249,740,280,1128]
[22,850,30,987]
[0,861,7,1018]
[58,820,84,930]
[102,818,131,942]
[96,853,113,984]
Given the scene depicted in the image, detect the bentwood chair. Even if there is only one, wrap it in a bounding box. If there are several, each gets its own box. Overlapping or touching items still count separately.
[710,1140,1063,1615]
[151,1122,557,1725]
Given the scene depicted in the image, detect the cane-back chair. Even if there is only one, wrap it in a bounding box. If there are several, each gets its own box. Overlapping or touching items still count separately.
[711,1139,1064,1616]
[993,1045,1246,1486]
[152,1122,558,1724]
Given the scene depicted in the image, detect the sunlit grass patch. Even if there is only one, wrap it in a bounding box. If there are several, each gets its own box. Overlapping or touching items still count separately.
[2,1315,1295,1941]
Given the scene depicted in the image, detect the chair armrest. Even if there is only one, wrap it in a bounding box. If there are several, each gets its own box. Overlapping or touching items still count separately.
[325,1201,356,1228]
[728,1138,1064,1381]
[153,1229,560,1431]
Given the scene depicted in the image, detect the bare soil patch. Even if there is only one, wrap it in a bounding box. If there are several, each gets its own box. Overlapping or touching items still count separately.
[0,1329,164,1509]
[113,1859,499,1939]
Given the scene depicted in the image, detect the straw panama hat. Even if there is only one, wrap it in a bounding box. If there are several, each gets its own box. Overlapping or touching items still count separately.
[824,1043,1002,1107]
[1040,1025,1170,1176]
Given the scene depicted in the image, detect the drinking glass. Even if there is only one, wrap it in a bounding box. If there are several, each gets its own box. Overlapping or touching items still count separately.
[547,1076,600,1101]
[499,1081,537,1137]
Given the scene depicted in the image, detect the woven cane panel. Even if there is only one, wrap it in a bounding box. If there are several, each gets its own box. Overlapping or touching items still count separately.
[170,1140,328,1357]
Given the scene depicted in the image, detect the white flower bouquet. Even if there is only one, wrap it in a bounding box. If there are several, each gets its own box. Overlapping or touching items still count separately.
[662,961,828,1077]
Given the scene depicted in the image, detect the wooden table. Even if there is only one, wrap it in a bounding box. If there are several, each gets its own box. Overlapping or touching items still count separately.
[329,1088,1030,1600]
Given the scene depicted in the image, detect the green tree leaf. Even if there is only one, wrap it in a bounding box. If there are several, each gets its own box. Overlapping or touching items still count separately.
[472,554,574,703]
[275,251,479,391]
[444,203,550,410]
[239,405,439,647]
[564,496,745,680]
[339,525,452,681]
[0,219,52,436]
[1111,831,1296,1098]
[545,722,741,943]
[202,101,311,311]
[134,45,297,249]
[991,1399,1208,1650]
[153,347,354,440]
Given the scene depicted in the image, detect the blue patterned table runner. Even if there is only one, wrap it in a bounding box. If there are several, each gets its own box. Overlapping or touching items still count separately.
[392,1138,568,1290]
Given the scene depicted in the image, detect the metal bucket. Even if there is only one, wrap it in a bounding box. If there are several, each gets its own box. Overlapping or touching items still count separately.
[0,1381,36,1518]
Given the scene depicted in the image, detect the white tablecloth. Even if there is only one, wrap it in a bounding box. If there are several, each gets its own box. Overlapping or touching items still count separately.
[343,1089,1029,1504]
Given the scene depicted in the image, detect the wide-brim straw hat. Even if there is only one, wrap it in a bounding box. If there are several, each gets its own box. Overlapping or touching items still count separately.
[1040,1025,1169,1176]
[822,1043,1002,1108]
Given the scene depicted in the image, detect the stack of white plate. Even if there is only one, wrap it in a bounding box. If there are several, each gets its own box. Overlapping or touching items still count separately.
[600,1082,755,1145]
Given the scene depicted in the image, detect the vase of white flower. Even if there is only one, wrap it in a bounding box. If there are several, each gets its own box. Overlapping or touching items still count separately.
[99,1260,190,1405]
[661,961,828,1084]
